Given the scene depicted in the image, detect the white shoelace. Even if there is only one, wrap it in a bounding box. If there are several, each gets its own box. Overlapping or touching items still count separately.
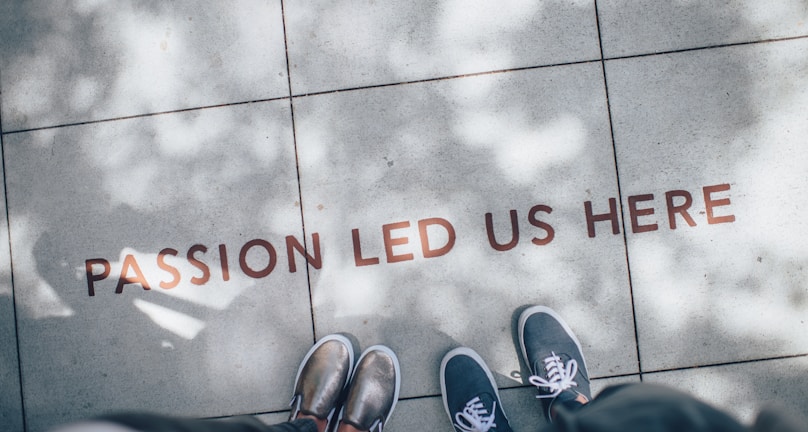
[454,396,498,432]
[370,419,385,432]
[528,351,578,398]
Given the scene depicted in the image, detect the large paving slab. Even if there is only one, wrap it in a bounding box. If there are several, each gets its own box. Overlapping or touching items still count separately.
[0,0,288,132]
[294,62,639,400]
[607,38,808,372]
[0,146,24,432]
[284,0,601,94]
[598,0,808,58]
[3,102,313,432]
[645,356,808,425]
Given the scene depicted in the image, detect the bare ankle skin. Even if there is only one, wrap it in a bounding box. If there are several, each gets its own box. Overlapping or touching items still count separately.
[296,414,328,432]
[336,423,364,432]
[550,394,590,421]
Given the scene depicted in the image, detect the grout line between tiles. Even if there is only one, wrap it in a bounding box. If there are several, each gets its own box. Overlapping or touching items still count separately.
[280,0,317,345]
[286,58,599,98]
[0,95,28,431]
[3,34,806,137]
[207,354,807,421]
[593,0,643,381]
[601,33,808,63]
[1,97,291,136]
[642,353,808,376]
[275,34,808,100]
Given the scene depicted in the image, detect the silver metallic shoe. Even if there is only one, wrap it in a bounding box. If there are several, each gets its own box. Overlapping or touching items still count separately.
[337,345,401,432]
[289,334,355,429]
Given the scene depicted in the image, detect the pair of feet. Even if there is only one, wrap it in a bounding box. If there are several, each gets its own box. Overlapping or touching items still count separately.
[441,306,591,432]
[288,336,400,432]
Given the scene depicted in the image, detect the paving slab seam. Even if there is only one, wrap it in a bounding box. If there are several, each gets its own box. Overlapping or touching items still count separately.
[280,0,317,345]
[203,411,290,421]
[1,59,601,135]
[593,0,644,382]
[7,34,805,137]
[641,353,808,376]
[288,33,808,101]
[353,373,646,405]
[0,104,28,431]
[287,57,602,99]
[0,96,292,136]
[601,33,808,63]
[197,371,647,421]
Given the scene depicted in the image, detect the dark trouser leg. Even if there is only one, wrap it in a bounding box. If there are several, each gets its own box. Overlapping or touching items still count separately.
[98,413,318,432]
[544,383,749,432]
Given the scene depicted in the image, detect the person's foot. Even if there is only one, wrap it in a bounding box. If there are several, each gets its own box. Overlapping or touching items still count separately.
[289,334,355,431]
[518,305,591,421]
[440,347,512,432]
[336,345,400,432]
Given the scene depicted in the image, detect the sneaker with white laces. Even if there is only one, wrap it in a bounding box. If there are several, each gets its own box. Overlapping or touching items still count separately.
[288,334,355,430]
[518,306,591,421]
[441,347,513,432]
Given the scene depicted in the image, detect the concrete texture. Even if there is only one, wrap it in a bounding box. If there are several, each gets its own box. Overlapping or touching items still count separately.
[3,102,314,430]
[0,1,806,431]
[598,0,808,57]
[0,0,289,131]
[608,38,808,372]
[284,0,601,94]
[294,63,638,400]
[0,151,23,432]
[646,356,808,425]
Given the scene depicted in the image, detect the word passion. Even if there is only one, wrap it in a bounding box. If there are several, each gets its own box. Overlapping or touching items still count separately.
[85,183,735,296]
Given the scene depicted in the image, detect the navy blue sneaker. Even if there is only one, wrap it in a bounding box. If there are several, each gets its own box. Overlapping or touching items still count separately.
[441,347,512,432]
[518,306,591,421]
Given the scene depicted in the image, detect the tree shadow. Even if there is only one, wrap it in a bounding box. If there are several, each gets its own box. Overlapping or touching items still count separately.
[0,1,806,431]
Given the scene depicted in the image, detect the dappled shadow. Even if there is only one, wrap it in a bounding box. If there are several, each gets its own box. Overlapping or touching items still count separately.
[285,0,808,417]
[645,355,808,426]
[0,0,807,431]
[0,0,289,132]
[0,130,24,431]
[2,99,320,429]
[293,58,636,399]
[598,0,808,58]
[607,36,808,372]
[0,294,24,432]
[284,0,601,95]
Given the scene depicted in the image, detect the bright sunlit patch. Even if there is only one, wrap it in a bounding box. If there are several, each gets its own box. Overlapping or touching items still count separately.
[94,248,250,310]
[440,0,541,36]
[457,111,587,183]
[7,55,58,125]
[106,162,160,208]
[73,0,106,15]
[133,298,205,340]
[498,114,586,183]
[740,0,808,36]
[12,216,75,319]
[111,10,185,114]
[632,239,703,333]
[70,75,102,113]
[489,337,524,384]
[155,113,212,157]
[319,258,387,319]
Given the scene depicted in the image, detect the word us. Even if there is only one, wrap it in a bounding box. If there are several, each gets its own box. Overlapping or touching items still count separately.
[85,183,734,296]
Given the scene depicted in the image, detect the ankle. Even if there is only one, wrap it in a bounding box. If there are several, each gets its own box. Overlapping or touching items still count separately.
[296,413,328,432]
[336,423,365,432]
[550,394,589,421]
